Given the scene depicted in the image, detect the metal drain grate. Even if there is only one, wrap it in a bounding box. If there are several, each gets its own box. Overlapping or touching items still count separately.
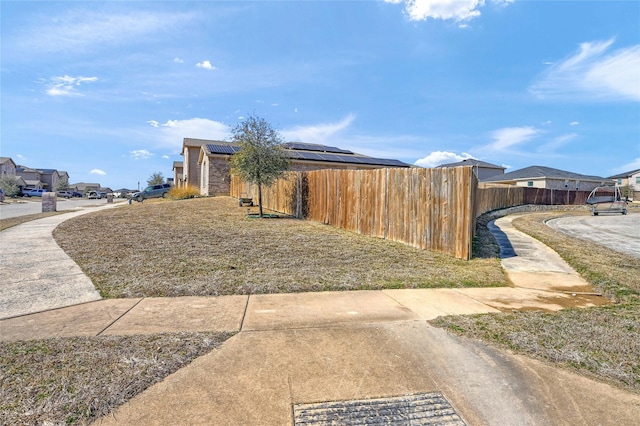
[294,392,466,425]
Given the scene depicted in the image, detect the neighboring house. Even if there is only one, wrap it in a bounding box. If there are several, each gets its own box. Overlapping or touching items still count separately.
[609,169,640,195]
[173,161,184,187]
[16,166,44,189]
[37,168,62,191]
[480,165,611,191]
[181,138,210,190]
[437,159,505,180]
[0,157,17,177]
[187,138,411,196]
[69,182,101,194]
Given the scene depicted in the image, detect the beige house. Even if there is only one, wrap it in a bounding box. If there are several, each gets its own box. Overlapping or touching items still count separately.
[181,138,411,196]
[609,168,640,200]
[0,157,17,177]
[180,138,210,189]
[437,159,505,180]
[172,161,184,187]
[69,182,101,194]
[481,165,611,191]
[37,168,69,191]
[16,166,45,189]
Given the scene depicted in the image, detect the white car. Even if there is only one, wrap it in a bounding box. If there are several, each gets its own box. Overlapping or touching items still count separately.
[57,191,73,198]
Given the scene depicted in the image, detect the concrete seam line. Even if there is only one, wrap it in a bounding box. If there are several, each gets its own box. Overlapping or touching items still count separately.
[239,295,250,331]
[96,298,145,336]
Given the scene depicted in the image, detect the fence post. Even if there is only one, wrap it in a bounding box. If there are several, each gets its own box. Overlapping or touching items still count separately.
[296,172,302,218]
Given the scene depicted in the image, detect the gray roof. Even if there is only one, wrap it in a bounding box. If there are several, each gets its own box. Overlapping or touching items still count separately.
[480,165,608,183]
[608,169,640,179]
[437,159,504,169]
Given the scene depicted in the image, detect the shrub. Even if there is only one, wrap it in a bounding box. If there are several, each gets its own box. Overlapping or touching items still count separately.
[168,184,200,200]
[0,176,21,197]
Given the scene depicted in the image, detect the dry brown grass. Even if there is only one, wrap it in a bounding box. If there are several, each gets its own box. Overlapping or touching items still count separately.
[432,210,640,394]
[52,196,506,298]
[0,332,234,425]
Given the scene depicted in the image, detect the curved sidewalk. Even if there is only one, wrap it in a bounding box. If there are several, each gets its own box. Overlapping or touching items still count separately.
[0,204,123,319]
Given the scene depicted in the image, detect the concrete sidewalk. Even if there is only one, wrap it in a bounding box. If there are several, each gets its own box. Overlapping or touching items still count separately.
[1,209,637,425]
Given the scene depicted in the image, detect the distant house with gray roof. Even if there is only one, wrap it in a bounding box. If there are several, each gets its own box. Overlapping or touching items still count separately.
[609,169,640,191]
[480,165,611,191]
[436,159,505,180]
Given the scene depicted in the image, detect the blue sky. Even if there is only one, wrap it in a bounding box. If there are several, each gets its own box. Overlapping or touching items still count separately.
[2,0,639,190]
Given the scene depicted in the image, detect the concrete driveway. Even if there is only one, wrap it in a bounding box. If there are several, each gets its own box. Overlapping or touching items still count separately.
[0,197,127,220]
[547,211,640,259]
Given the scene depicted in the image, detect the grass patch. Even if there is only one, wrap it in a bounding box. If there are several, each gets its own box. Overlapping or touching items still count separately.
[0,332,234,425]
[431,210,640,394]
[52,197,506,298]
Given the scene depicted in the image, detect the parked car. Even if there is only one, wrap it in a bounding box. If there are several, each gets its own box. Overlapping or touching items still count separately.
[57,191,73,198]
[72,191,83,197]
[86,191,102,199]
[22,188,47,197]
[130,183,171,202]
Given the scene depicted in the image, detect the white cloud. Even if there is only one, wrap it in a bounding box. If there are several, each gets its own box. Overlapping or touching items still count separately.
[90,169,106,176]
[538,133,578,153]
[149,118,231,150]
[486,126,541,151]
[196,60,216,70]
[569,121,579,126]
[281,114,355,143]
[130,149,154,160]
[45,75,97,96]
[613,157,640,174]
[161,155,170,159]
[15,10,196,55]
[174,58,184,63]
[386,0,513,23]
[414,151,475,168]
[530,39,640,102]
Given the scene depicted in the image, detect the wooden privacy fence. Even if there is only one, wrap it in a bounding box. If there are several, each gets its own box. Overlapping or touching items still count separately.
[474,186,592,217]
[231,168,593,260]
[232,167,477,260]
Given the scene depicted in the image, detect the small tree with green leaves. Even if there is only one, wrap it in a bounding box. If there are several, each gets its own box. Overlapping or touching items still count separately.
[147,172,165,186]
[230,115,289,217]
[0,176,21,198]
[55,176,69,192]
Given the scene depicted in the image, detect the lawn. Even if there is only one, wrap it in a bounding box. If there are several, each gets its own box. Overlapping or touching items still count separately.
[51,196,506,298]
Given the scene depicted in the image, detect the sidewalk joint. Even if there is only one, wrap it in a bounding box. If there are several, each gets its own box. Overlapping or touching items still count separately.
[239,295,250,331]
[96,298,145,336]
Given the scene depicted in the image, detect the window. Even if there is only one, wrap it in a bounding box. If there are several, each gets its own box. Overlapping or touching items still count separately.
[527,181,533,187]
[636,177,640,184]
[617,178,622,185]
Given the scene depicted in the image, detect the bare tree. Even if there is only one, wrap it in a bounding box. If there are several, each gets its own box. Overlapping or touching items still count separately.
[230,115,289,217]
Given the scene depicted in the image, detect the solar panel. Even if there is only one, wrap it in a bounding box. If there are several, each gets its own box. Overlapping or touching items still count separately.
[283,142,353,155]
[203,141,409,168]
[206,144,239,155]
